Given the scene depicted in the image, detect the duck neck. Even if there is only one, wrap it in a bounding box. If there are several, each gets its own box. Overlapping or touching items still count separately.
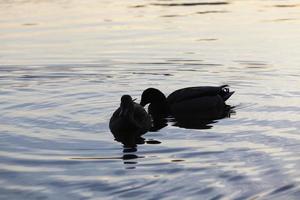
[149,97,169,120]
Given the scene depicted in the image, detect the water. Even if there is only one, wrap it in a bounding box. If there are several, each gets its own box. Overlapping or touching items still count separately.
[1,0,300,199]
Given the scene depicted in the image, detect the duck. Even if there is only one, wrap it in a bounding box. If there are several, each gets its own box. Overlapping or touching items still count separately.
[109,95,152,147]
[140,85,234,122]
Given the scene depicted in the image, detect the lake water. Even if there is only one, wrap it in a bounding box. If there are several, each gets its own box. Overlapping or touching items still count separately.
[1,0,300,199]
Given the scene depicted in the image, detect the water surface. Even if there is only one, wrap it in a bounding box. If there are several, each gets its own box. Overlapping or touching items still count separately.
[1,0,300,199]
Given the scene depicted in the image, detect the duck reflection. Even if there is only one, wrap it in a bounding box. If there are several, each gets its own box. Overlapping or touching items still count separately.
[122,153,139,165]
[150,118,168,132]
[122,154,139,169]
[171,105,235,129]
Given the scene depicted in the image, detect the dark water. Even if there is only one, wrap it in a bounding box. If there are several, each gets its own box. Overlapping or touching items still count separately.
[1,0,300,199]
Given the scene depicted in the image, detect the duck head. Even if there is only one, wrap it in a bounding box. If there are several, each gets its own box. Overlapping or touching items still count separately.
[140,88,169,120]
[119,95,134,117]
[140,88,167,106]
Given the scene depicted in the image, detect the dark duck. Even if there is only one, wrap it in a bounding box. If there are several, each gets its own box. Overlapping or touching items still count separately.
[109,95,152,147]
[140,85,234,125]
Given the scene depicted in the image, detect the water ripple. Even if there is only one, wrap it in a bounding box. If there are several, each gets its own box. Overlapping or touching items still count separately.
[1,0,300,199]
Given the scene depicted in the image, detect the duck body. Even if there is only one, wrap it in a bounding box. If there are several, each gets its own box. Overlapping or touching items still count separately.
[140,85,234,122]
[109,95,152,147]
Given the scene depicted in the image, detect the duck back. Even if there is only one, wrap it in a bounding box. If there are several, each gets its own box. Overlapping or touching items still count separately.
[167,85,233,105]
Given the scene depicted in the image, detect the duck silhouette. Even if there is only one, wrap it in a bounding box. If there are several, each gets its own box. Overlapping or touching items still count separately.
[140,85,234,124]
[109,95,152,147]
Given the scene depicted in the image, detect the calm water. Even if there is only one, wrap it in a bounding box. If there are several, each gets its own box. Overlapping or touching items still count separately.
[1,0,300,199]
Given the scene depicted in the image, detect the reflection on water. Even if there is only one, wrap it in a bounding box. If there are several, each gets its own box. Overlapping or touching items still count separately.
[172,106,235,129]
[151,2,230,7]
[1,0,300,199]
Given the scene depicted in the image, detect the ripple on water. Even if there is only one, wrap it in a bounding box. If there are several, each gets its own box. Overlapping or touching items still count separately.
[1,0,300,199]
[151,2,230,7]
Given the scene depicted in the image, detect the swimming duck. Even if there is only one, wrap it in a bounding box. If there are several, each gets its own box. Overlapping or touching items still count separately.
[109,95,152,147]
[140,85,234,122]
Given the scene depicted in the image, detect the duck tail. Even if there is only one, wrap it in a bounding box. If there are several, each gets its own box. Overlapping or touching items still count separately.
[223,91,234,101]
[220,85,234,101]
